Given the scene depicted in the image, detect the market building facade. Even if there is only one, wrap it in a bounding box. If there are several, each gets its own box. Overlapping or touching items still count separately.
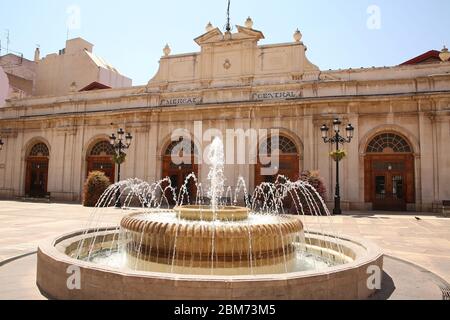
[0,20,449,212]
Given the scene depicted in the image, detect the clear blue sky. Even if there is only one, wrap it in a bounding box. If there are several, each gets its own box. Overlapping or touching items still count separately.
[1,0,449,85]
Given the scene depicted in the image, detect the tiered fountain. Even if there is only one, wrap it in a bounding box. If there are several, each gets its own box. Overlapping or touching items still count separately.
[37,138,383,300]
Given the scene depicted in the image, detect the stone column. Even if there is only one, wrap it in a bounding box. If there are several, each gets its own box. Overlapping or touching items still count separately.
[61,129,77,201]
[418,112,435,211]
[303,115,314,172]
[436,116,450,202]
[347,113,360,209]
[0,129,19,198]
[131,127,150,181]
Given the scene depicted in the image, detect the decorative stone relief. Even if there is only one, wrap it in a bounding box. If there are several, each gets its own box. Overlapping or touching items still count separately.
[240,76,254,86]
[200,79,212,88]
[0,128,18,138]
[223,59,231,70]
[159,82,169,91]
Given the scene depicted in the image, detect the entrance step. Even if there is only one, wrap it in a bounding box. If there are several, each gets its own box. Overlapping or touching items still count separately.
[16,196,51,203]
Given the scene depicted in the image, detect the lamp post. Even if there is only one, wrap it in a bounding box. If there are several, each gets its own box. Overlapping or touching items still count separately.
[320,119,354,215]
[109,128,133,208]
[0,138,4,151]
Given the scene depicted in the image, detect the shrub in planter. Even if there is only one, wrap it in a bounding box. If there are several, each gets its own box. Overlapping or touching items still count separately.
[83,171,111,207]
[300,170,327,200]
[288,170,328,215]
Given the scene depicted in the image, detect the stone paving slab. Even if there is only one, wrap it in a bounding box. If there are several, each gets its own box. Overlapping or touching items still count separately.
[0,201,121,262]
[0,255,44,300]
[302,214,450,283]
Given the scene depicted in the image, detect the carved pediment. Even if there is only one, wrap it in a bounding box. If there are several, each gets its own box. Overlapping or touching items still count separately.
[194,28,224,45]
[149,24,317,88]
[194,25,265,46]
[235,25,265,41]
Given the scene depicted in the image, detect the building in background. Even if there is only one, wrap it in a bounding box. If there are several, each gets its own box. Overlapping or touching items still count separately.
[0,66,9,107]
[0,20,449,212]
[0,53,36,101]
[0,37,132,100]
[34,38,132,96]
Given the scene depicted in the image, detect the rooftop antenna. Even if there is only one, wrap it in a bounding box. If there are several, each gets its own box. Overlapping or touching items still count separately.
[225,0,232,33]
[5,29,10,54]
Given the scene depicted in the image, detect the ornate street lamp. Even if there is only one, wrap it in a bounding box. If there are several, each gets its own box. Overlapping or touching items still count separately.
[320,119,354,215]
[109,128,133,208]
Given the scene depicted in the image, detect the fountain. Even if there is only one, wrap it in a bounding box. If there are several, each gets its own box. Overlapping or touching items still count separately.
[36,138,383,300]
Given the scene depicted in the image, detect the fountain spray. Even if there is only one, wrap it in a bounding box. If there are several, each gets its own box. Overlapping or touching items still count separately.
[207,137,226,215]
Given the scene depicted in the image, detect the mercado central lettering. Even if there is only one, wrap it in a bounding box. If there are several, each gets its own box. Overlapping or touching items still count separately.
[160,97,202,106]
[253,91,300,100]
[0,19,449,214]
[160,92,299,106]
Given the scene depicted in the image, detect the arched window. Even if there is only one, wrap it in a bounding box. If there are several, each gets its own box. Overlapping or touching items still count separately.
[366,133,412,153]
[165,139,198,156]
[29,143,49,157]
[259,136,298,155]
[90,141,115,156]
[255,135,300,187]
[162,139,198,206]
[86,141,115,183]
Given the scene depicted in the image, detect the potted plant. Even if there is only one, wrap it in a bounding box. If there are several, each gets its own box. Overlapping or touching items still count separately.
[113,151,126,165]
[330,149,347,162]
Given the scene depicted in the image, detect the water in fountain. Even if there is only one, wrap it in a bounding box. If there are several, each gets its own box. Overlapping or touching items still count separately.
[74,138,348,276]
[207,137,225,214]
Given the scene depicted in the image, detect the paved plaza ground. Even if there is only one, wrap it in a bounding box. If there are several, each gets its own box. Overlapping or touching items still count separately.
[0,201,449,300]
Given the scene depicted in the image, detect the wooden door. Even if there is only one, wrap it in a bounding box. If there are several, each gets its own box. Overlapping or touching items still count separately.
[87,156,115,183]
[254,154,300,212]
[25,158,49,197]
[372,172,406,211]
[255,154,300,187]
[162,156,198,206]
[365,154,414,211]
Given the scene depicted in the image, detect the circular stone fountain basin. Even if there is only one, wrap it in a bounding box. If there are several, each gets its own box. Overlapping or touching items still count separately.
[173,205,250,221]
[36,227,384,300]
[120,211,303,269]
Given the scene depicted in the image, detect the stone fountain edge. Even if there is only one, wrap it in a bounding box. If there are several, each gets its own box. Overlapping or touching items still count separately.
[36,227,384,300]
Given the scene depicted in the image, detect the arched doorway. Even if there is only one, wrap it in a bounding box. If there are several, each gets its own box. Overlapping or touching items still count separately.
[86,141,115,183]
[162,139,198,205]
[25,142,50,197]
[364,133,415,211]
[255,135,300,186]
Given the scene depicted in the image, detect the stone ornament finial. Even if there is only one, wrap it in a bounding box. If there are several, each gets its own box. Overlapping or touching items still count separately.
[206,22,214,32]
[245,17,254,29]
[163,44,171,57]
[440,45,450,62]
[294,29,302,42]
[70,82,77,93]
[34,47,40,62]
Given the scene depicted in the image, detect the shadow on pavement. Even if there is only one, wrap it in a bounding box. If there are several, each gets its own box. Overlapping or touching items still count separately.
[370,272,396,300]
